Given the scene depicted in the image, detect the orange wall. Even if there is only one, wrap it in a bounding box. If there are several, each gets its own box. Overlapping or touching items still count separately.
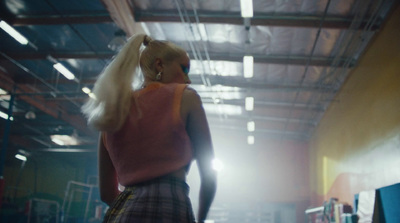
[309,5,400,206]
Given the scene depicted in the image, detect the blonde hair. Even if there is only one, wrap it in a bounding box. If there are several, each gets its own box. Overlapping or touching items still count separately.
[81,34,187,132]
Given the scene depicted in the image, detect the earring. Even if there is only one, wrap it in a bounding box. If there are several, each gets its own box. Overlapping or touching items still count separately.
[155,72,162,81]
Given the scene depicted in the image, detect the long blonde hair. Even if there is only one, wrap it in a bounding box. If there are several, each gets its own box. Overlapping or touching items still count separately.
[81,34,187,132]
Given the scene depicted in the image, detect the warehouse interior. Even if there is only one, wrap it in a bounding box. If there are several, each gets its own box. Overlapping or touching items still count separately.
[0,0,399,222]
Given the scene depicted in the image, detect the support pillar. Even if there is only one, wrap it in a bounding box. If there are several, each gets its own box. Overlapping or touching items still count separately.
[0,86,16,208]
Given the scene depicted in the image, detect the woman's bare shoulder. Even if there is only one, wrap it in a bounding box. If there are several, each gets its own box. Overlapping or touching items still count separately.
[182,86,202,105]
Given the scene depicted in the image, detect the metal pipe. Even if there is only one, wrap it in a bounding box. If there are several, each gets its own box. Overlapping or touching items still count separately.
[84,185,94,222]
[61,180,98,222]
[0,86,16,207]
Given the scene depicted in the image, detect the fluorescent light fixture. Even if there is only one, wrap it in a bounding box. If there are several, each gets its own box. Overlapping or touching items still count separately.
[243,55,254,78]
[0,111,13,121]
[247,121,255,132]
[51,134,79,146]
[82,87,91,94]
[53,63,75,80]
[212,158,224,172]
[0,88,10,101]
[203,104,242,116]
[213,98,220,104]
[0,20,29,45]
[240,0,254,18]
[88,92,96,99]
[15,154,27,161]
[51,138,65,146]
[247,135,255,145]
[245,97,254,111]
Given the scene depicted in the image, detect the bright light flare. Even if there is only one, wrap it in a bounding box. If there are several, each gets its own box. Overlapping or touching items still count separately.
[212,159,224,172]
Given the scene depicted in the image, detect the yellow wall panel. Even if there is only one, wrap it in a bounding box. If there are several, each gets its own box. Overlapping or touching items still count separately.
[309,5,400,205]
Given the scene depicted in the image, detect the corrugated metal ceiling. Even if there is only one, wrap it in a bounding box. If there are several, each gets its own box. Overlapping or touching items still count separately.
[0,0,397,165]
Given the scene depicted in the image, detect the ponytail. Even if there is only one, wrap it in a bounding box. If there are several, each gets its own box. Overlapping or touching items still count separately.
[81,34,147,131]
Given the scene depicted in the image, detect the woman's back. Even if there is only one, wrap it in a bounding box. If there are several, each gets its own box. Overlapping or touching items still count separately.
[103,83,193,186]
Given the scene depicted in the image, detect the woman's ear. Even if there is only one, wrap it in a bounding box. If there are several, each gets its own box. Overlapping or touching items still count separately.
[155,58,163,73]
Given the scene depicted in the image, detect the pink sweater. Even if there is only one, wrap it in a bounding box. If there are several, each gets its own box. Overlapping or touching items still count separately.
[103,83,193,186]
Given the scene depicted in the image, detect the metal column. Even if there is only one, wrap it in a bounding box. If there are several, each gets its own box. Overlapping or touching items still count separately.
[0,86,16,208]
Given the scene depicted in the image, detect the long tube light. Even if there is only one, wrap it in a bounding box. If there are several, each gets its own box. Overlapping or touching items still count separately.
[51,137,65,146]
[245,97,254,111]
[243,55,254,78]
[0,111,13,121]
[0,20,29,45]
[53,63,76,80]
[15,154,27,161]
[82,87,91,94]
[81,87,96,99]
[240,0,254,18]
[247,121,255,132]
[247,135,255,145]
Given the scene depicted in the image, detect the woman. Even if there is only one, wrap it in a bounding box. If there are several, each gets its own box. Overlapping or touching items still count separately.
[82,34,216,223]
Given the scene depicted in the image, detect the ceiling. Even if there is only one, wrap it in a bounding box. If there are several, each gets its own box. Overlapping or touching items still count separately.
[0,0,397,166]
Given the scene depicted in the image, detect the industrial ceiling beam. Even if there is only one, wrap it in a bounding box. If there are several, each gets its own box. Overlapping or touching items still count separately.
[207,114,316,126]
[10,9,376,30]
[198,53,354,67]
[202,98,325,113]
[0,71,94,137]
[134,10,379,30]
[1,51,354,67]
[192,75,336,92]
[0,52,114,60]
[208,124,309,141]
[11,14,113,25]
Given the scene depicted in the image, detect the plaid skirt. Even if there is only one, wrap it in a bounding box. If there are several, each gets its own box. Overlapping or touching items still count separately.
[103,176,195,223]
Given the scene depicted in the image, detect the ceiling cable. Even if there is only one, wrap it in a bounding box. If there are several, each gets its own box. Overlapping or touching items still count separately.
[301,0,391,139]
[280,0,332,142]
[174,0,209,87]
